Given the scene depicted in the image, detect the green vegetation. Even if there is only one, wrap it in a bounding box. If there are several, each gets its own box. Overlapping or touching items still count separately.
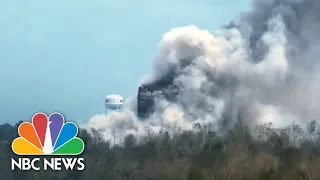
[1,120,320,180]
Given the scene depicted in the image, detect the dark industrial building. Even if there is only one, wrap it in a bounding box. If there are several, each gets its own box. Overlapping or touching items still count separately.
[137,79,179,118]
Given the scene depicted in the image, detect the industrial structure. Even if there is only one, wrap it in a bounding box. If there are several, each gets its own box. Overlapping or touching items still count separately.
[105,94,124,114]
[137,81,179,118]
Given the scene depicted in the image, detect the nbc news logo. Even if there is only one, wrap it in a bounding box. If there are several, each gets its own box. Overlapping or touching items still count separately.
[11,112,85,171]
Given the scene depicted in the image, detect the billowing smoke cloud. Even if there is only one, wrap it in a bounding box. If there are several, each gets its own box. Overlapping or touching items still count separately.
[88,0,320,145]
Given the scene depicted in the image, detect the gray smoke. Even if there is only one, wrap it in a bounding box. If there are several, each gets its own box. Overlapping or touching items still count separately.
[88,0,320,145]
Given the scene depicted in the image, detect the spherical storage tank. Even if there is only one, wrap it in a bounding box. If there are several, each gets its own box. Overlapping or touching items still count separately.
[105,94,124,111]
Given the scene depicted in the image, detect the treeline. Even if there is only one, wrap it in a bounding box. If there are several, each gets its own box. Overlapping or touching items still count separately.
[1,120,320,180]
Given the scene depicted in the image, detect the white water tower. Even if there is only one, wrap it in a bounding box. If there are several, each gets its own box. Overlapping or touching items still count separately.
[105,94,124,114]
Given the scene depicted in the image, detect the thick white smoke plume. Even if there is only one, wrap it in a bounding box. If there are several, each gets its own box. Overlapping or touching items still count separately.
[88,0,320,145]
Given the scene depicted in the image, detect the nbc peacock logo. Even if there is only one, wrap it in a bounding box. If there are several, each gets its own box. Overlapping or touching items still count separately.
[11,112,85,155]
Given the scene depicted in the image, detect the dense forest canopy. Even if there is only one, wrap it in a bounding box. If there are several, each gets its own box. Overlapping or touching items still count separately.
[1,120,320,180]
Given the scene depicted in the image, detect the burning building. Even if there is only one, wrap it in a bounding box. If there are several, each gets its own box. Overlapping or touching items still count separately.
[137,78,179,118]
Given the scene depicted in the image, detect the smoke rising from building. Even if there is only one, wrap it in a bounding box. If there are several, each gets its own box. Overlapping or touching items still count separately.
[88,0,320,145]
